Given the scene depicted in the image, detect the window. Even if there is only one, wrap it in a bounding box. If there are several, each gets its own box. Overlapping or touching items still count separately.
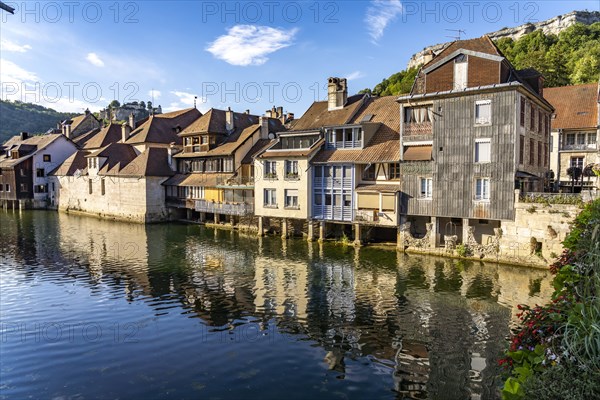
[530,106,535,131]
[264,161,277,179]
[389,163,400,180]
[325,127,363,149]
[453,54,468,90]
[285,160,299,179]
[314,193,322,205]
[475,178,490,201]
[20,169,26,177]
[537,142,542,167]
[363,164,376,181]
[529,138,535,165]
[589,133,597,145]
[520,98,525,127]
[88,179,93,194]
[475,140,491,163]
[420,178,432,199]
[0,168,2,175]
[538,110,543,133]
[5,184,10,192]
[550,136,553,152]
[404,106,433,124]
[43,154,51,162]
[285,189,299,208]
[475,100,491,125]
[519,135,524,164]
[543,114,548,136]
[101,178,106,196]
[0,185,3,191]
[36,168,45,178]
[20,183,28,192]
[34,185,47,193]
[264,189,277,207]
[571,157,584,168]
[577,133,586,145]
[201,136,208,144]
[544,143,548,167]
[566,133,576,146]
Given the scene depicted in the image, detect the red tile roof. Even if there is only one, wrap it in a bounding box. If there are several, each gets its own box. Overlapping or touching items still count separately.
[83,123,122,149]
[544,83,599,129]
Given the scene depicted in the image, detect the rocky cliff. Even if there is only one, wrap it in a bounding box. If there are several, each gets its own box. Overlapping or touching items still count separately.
[407,10,600,69]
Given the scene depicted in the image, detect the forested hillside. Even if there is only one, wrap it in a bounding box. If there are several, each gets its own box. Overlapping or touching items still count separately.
[362,22,600,96]
[0,100,77,144]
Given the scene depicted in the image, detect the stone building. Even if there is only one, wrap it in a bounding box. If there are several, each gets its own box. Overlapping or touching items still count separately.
[50,108,200,222]
[545,83,599,192]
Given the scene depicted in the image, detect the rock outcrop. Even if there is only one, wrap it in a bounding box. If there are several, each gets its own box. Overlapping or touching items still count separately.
[407,10,600,69]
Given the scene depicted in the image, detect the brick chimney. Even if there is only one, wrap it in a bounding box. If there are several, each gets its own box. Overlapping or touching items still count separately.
[121,123,131,142]
[327,77,348,111]
[259,116,269,140]
[225,107,235,132]
[129,113,136,130]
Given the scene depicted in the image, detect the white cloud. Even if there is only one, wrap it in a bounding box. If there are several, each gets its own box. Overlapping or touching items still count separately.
[206,25,298,66]
[0,58,38,84]
[148,89,161,99]
[0,39,32,53]
[365,0,403,42]
[171,91,197,106]
[346,71,365,81]
[86,52,105,67]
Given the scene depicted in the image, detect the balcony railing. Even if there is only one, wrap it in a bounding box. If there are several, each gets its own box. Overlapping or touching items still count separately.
[312,205,353,222]
[326,140,363,149]
[313,177,353,189]
[404,122,432,136]
[216,175,254,186]
[195,199,254,216]
[560,144,597,151]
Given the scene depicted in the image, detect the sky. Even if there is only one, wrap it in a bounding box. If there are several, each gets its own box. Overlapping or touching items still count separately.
[0,0,598,117]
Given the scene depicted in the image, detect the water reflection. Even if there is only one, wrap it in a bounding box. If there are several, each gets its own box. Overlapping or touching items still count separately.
[0,211,553,400]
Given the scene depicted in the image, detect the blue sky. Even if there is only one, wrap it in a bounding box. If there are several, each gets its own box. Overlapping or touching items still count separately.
[1,1,598,117]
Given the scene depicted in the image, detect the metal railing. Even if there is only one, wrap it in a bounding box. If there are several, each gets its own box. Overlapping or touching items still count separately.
[194,199,254,216]
[216,175,254,186]
[560,144,597,151]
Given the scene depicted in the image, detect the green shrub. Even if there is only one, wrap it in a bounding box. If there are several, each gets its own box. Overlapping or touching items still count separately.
[455,243,471,257]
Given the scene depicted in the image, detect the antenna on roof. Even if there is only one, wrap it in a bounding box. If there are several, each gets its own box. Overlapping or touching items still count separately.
[445,29,466,40]
[194,96,198,109]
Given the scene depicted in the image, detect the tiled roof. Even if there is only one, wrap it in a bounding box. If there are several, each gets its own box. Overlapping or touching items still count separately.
[179,108,259,136]
[83,124,122,149]
[544,83,599,129]
[175,125,261,158]
[112,147,174,177]
[162,173,231,187]
[290,94,366,131]
[403,145,432,161]
[72,128,101,148]
[312,96,400,164]
[125,108,201,145]
[89,143,138,173]
[50,150,90,176]
[356,184,401,193]
[422,35,502,69]
[68,114,87,130]
[241,139,273,164]
[259,138,324,159]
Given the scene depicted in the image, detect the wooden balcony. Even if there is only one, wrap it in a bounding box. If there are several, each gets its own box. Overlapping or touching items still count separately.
[195,199,254,216]
[404,122,432,136]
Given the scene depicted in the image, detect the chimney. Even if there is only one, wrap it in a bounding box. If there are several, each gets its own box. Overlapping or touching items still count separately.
[286,112,294,122]
[167,143,175,170]
[20,132,28,140]
[327,77,348,111]
[259,116,269,140]
[245,109,250,114]
[129,112,136,130]
[64,124,72,139]
[225,107,235,132]
[56,122,61,131]
[84,108,90,115]
[276,106,283,118]
[121,123,131,142]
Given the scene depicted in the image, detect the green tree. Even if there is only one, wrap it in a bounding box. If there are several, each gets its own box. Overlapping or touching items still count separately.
[109,100,121,109]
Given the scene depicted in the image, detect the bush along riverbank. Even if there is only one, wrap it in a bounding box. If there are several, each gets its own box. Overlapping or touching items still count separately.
[499,199,600,399]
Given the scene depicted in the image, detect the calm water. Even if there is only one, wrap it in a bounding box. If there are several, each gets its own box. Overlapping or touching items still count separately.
[0,211,553,400]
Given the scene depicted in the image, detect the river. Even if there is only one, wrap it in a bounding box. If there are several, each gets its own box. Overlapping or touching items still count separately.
[0,210,553,399]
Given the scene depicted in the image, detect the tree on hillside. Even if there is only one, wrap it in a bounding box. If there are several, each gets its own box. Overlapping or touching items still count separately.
[109,100,121,109]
